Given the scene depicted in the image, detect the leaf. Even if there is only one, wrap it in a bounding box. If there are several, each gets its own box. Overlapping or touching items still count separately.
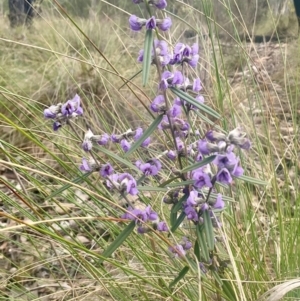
[45,172,92,201]
[237,175,268,186]
[165,180,194,188]
[124,114,163,157]
[159,176,180,187]
[196,224,210,262]
[100,221,135,263]
[170,211,186,233]
[203,210,215,251]
[171,194,188,213]
[142,29,154,86]
[97,146,139,172]
[181,155,216,173]
[170,87,221,119]
[137,186,168,192]
[169,266,189,289]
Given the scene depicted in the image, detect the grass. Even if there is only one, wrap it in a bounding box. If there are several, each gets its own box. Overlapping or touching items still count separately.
[1,0,300,300]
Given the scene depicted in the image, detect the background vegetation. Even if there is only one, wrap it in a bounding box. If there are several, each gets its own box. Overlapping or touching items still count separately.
[1,0,300,300]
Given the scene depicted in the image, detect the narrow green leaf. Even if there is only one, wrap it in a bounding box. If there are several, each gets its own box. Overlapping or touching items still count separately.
[211,270,223,286]
[172,194,188,213]
[170,210,177,228]
[237,175,268,186]
[100,221,135,263]
[181,155,216,173]
[142,29,154,86]
[222,280,237,301]
[169,266,189,289]
[194,240,201,262]
[137,186,168,192]
[45,172,92,201]
[170,87,221,119]
[124,114,163,157]
[97,146,139,172]
[203,210,215,251]
[170,211,186,233]
[196,224,210,262]
[159,176,180,187]
[166,180,194,188]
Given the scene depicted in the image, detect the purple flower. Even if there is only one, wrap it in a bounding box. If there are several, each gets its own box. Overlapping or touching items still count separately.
[216,168,232,185]
[121,139,131,152]
[82,139,93,152]
[154,40,168,56]
[172,71,184,85]
[168,104,181,118]
[100,163,114,177]
[206,130,227,142]
[146,16,156,30]
[192,169,212,189]
[167,150,176,160]
[198,139,219,155]
[53,121,62,131]
[139,163,158,176]
[137,226,150,234]
[44,104,61,119]
[80,158,92,172]
[214,152,238,170]
[157,17,172,31]
[119,173,138,195]
[150,95,165,113]
[95,133,110,145]
[181,237,192,250]
[129,15,145,31]
[150,0,167,9]
[145,206,158,221]
[175,137,184,151]
[111,134,121,143]
[213,194,225,209]
[122,207,148,223]
[186,190,199,206]
[193,78,202,92]
[159,71,172,90]
[157,221,169,232]
[61,94,83,117]
[169,244,186,258]
[195,95,204,104]
[184,206,199,222]
[228,127,251,150]
[141,137,151,147]
[134,128,143,140]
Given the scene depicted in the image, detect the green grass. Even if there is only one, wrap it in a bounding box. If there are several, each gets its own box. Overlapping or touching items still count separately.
[1,0,300,300]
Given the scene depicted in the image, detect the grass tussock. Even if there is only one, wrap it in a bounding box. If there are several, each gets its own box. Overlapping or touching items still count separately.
[1,0,300,300]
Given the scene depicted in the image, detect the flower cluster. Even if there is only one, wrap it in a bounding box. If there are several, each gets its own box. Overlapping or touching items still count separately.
[43,94,83,131]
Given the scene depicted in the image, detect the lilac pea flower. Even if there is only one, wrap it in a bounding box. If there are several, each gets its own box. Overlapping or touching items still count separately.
[82,129,94,152]
[53,121,61,131]
[214,152,237,170]
[198,139,219,155]
[183,45,192,57]
[169,244,186,258]
[188,54,199,68]
[195,152,203,162]
[174,43,185,57]
[151,159,162,171]
[216,168,232,185]
[201,203,209,211]
[61,94,83,117]
[157,221,169,232]
[134,127,143,140]
[195,95,204,104]
[160,71,173,90]
[80,158,92,172]
[94,133,110,145]
[137,49,144,62]
[186,190,199,206]
[141,137,151,147]
[213,194,225,209]
[181,237,192,250]
[121,139,131,152]
[100,163,114,177]
[155,40,168,56]
[167,150,176,160]
[150,95,165,113]
[184,206,198,222]
[139,163,158,176]
[146,16,156,30]
[158,115,169,130]
[206,130,227,142]
[193,78,202,92]
[175,137,184,151]
[191,43,199,55]
[168,104,181,118]
[111,134,121,143]
[129,15,145,31]
[119,173,138,195]
[172,71,184,85]
[44,104,61,119]
[232,162,244,177]
[106,173,120,190]
[145,206,158,221]
[192,169,212,189]
[150,0,167,9]
[157,17,172,31]
[137,226,150,234]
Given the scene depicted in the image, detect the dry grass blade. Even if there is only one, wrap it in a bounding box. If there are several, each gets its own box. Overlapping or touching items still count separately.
[256,279,300,301]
